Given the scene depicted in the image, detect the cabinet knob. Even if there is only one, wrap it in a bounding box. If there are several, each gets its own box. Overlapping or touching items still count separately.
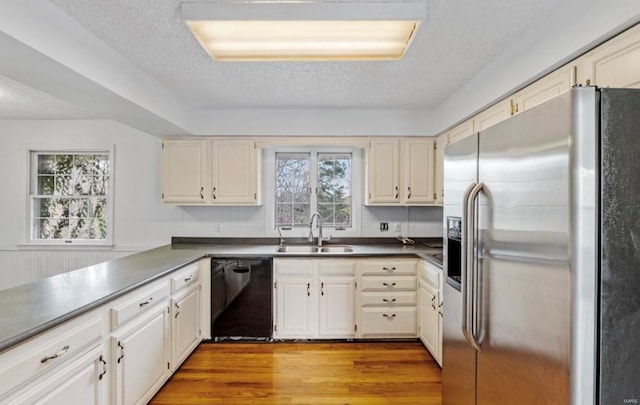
[200,187,204,199]
[382,298,396,303]
[382,282,397,287]
[212,187,217,199]
[307,283,310,296]
[395,186,399,199]
[382,313,397,319]
[407,187,412,199]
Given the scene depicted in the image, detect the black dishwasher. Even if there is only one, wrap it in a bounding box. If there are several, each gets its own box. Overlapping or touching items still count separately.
[210,257,273,341]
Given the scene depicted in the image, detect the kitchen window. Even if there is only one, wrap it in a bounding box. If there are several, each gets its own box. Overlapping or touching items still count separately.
[269,147,361,236]
[27,149,113,245]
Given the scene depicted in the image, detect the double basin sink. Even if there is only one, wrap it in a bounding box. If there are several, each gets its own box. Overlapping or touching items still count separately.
[275,245,354,254]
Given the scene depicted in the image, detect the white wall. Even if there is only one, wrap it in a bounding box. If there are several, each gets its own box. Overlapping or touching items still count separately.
[0,119,443,290]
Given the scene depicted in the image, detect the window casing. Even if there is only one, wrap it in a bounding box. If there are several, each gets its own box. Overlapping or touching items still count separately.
[28,149,113,245]
[268,147,361,237]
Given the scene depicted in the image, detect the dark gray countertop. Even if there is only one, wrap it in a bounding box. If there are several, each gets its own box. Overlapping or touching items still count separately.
[0,239,442,353]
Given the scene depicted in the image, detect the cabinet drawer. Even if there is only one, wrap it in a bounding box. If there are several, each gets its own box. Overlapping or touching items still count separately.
[0,315,102,399]
[359,260,416,276]
[276,260,313,277]
[360,276,416,291]
[171,263,200,293]
[359,307,417,337]
[360,291,416,307]
[111,281,170,330]
[318,261,355,276]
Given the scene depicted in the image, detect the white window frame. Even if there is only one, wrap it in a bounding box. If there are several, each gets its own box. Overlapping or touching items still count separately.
[265,146,362,239]
[24,145,115,248]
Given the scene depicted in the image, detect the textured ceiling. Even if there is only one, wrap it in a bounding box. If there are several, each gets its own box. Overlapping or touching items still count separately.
[3,0,633,134]
[44,0,566,110]
[0,75,95,119]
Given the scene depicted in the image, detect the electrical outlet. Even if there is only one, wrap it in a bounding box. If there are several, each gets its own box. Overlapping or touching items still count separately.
[394,223,401,233]
[214,223,221,232]
[380,222,389,231]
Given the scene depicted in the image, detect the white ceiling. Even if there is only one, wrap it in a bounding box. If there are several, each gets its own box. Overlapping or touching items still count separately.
[1,0,639,135]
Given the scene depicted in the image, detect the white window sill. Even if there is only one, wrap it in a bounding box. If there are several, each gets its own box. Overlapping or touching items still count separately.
[17,242,115,251]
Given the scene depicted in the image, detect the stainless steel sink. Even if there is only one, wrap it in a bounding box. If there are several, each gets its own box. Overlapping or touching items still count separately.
[274,245,354,254]
[319,245,354,253]
[274,245,320,253]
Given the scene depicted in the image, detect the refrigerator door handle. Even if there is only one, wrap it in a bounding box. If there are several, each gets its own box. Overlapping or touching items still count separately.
[461,182,476,346]
[466,182,484,351]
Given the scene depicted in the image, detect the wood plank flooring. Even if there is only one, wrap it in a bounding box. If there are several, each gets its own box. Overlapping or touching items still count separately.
[150,341,442,404]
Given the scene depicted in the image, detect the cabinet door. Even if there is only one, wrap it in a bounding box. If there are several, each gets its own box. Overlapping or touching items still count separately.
[419,282,440,364]
[367,138,400,204]
[275,278,316,338]
[172,284,201,371]
[402,138,435,204]
[112,303,170,405]
[10,346,107,405]
[473,98,512,132]
[162,139,208,204]
[318,276,355,338]
[448,119,474,145]
[577,24,640,88]
[210,139,258,205]
[434,135,447,205]
[513,64,575,113]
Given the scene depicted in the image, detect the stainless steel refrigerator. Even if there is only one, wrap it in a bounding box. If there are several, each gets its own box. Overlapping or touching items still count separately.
[442,87,640,405]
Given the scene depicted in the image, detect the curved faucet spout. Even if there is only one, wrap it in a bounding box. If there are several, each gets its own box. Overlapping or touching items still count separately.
[309,212,323,247]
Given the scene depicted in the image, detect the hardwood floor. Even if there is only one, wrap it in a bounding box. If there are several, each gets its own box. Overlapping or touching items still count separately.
[150,341,442,404]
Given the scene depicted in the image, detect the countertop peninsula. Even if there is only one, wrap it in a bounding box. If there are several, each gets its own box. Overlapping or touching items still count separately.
[0,238,443,353]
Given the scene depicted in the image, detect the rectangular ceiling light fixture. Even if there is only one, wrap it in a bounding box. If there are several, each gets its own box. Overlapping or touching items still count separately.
[181,2,426,62]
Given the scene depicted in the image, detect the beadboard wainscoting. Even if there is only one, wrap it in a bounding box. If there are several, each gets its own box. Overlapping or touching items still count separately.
[0,250,135,291]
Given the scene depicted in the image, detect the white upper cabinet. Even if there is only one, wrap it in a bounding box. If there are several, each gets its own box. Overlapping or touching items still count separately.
[402,138,435,204]
[434,134,447,205]
[513,64,575,114]
[447,119,474,145]
[161,139,208,204]
[473,98,513,133]
[366,137,437,206]
[209,139,259,205]
[577,23,640,89]
[366,138,401,204]
[162,138,261,206]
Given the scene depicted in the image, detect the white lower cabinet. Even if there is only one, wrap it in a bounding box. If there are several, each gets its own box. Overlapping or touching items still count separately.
[418,259,443,366]
[171,283,201,370]
[12,345,107,405]
[111,302,171,405]
[0,312,107,405]
[357,259,418,338]
[274,259,356,339]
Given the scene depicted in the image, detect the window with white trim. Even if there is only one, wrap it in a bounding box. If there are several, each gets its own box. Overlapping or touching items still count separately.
[275,151,353,230]
[28,150,113,244]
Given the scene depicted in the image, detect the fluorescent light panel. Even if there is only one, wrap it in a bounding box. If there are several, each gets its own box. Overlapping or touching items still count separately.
[186,20,419,61]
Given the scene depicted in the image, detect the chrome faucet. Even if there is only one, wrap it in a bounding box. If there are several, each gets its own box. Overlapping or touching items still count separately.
[277,227,285,246]
[309,212,330,247]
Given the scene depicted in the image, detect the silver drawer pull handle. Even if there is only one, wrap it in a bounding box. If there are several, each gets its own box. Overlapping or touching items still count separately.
[382,314,397,318]
[382,282,397,287]
[382,298,396,303]
[184,276,193,282]
[382,267,396,271]
[139,297,153,307]
[41,345,70,363]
